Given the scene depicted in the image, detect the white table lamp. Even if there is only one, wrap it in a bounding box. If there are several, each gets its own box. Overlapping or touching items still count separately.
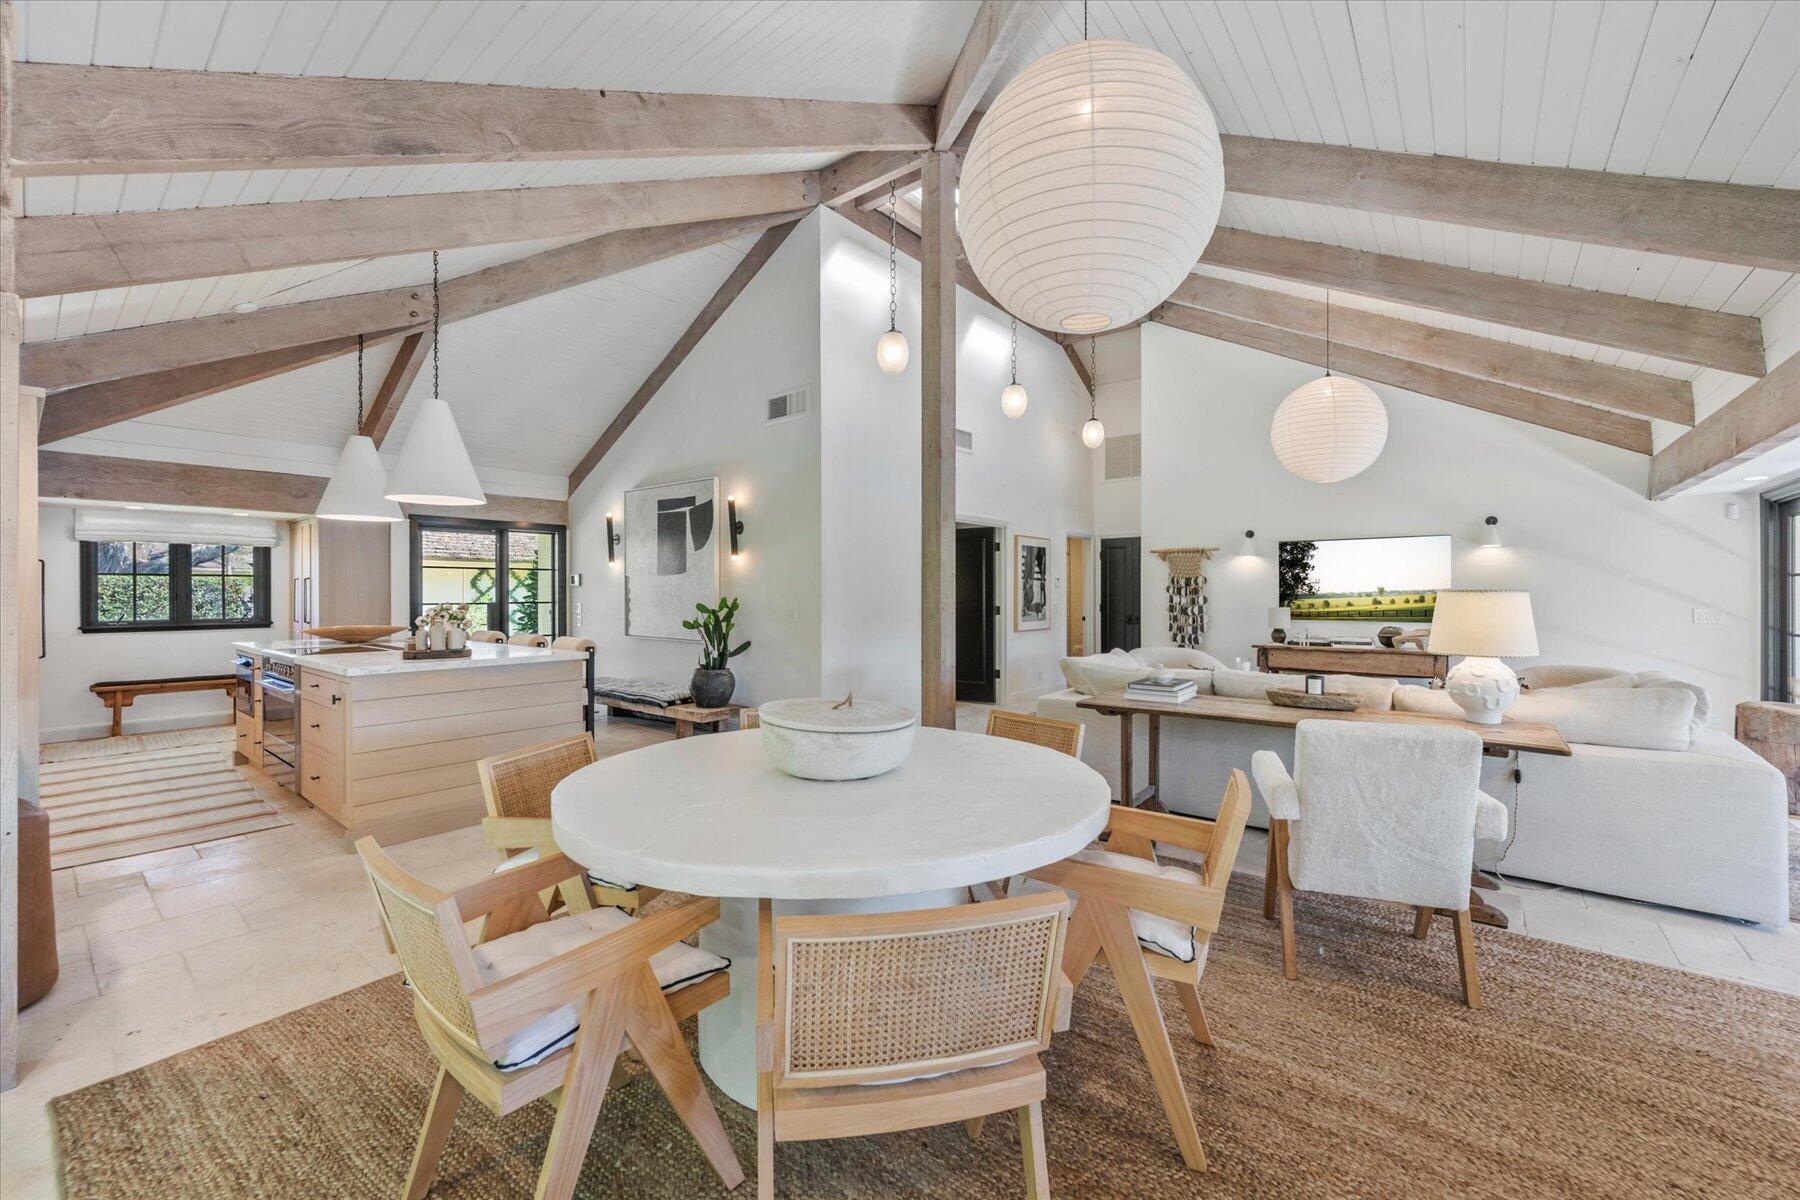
[1427,590,1538,724]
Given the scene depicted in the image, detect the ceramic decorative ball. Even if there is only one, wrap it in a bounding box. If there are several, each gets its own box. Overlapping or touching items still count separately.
[1444,658,1520,725]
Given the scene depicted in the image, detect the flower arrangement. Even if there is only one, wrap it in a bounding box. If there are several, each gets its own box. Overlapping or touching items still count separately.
[415,602,474,631]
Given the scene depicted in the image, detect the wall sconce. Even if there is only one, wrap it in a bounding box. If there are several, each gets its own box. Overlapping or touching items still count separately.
[605,512,621,564]
[727,494,745,559]
[1478,515,1502,548]
[1238,529,1257,556]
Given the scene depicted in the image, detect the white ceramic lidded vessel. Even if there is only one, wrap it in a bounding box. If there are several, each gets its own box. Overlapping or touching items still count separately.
[757,698,918,781]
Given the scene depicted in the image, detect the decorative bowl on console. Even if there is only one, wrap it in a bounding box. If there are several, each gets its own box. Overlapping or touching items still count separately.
[758,696,917,781]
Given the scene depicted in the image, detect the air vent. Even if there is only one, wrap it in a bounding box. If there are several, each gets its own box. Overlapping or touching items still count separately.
[1104,433,1141,480]
[765,386,809,422]
[955,427,974,453]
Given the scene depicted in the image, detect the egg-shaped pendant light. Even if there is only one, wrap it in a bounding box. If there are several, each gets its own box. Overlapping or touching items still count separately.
[1000,318,1028,418]
[875,183,910,374]
[385,251,486,506]
[317,335,403,522]
[959,36,1224,335]
[1077,333,1103,448]
[1271,296,1387,483]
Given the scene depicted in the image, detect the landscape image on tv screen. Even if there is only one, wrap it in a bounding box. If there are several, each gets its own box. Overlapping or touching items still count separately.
[1278,535,1453,623]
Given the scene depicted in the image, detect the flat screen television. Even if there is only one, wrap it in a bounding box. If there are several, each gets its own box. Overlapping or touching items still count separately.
[1277,535,1453,624]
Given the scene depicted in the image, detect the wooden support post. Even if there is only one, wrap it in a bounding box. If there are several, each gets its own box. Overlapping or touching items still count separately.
[0,0,23,1094]
[920,151,958,729]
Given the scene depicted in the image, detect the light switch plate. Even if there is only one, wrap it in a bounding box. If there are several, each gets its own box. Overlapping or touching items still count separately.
[1693,608,1724,625]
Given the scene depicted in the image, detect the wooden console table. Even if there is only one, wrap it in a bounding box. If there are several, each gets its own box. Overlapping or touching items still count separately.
[1254,641,1449,683]
[1077,692,1570,929]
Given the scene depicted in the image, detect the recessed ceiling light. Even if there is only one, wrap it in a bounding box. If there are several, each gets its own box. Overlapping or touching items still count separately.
[232,301,260,314]
[1743,475,1770,483]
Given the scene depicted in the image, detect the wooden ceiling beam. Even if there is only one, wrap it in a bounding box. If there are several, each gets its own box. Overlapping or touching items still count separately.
[362,331,429,448]
[1200,227,1766,378]
[23,210,806,393]
[37,329,417,445]
[1219,135,1800,273]
[819,150,925,207]
[1169,273,1694,424]
[569,221,800,493]
[1150,302,1652,454]
[11,63,932,176]
[19,172,819,298]
[1648,354,1800,499]
[936,0,1028,150]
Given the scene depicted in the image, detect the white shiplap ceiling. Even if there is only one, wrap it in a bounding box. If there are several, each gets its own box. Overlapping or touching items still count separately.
[19,0,1800,486]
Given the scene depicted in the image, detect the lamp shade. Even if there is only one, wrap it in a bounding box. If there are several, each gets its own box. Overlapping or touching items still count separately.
[384,397,486,506]
[875,328,910,374]
[1427,590,1539,658]
[1271,375,1388,483]
[1268,606,1291,627]
[959,39,1224,334]
[1081,416,1105,448]
[1000,382,1029,418]
[316,435,403,522]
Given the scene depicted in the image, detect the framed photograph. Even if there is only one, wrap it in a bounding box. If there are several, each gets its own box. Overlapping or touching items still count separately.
[623,475,722,640]
[1015,535,1051,631]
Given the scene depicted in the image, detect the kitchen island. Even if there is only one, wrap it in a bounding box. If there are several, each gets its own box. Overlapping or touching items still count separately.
[234,638,591,844]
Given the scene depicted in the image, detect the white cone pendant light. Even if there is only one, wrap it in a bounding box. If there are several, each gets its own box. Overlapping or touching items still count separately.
[875,183,910,374]
[1271,295,1387,484]
[385,251,486,506]
[959,26,1225,335]
[317,336,403,522]
[1000,318,1028,418]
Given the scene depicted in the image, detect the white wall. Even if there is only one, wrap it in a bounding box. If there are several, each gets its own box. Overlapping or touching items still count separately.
[567,213,825,704]
[817,209,1094,708]
[1091,376,1142,538]
[1139,322,1759,724]
[38,505,291,742]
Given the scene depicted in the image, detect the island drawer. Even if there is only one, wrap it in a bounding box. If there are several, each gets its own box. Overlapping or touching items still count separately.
[301,746,346,823]
[301,695,345,754]
[299,669,346,708]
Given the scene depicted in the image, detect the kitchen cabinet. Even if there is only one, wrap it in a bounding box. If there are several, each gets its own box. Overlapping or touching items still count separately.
[288,518,393,637]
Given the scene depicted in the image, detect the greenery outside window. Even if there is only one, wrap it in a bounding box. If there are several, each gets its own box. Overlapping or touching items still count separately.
[410,517,565,636]
[81,541,272,632]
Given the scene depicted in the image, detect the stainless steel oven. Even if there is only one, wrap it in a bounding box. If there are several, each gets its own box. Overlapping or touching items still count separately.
[233,653,257,718]
[260,659,299,790]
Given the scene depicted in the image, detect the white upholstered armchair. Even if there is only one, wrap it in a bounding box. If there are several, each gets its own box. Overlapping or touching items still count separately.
[1250,721,1508,1008]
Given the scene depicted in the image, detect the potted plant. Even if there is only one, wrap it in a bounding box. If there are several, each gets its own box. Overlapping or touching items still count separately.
[683,596,750,708]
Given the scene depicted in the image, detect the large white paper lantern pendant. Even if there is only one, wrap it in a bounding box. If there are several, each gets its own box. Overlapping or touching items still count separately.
[1271,376,1388,483]
[960,39,1224,335]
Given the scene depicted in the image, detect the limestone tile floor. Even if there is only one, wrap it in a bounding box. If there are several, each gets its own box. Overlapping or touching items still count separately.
[2,705,1796,1200]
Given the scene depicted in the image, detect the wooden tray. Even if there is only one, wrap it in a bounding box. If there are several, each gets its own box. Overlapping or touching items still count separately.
[401,647,472,660]
[303,624,406,644]
[1267,688,1360,711]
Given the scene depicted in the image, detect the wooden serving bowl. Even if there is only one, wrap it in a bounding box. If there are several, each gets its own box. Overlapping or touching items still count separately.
[302,625,406,644]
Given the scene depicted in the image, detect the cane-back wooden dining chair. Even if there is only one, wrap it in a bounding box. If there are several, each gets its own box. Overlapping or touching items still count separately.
[469,630,507,643]
[509,632,551,647]
[356,838,743,1200]
[478,734,648,913]
[1027,770,1252,1172]
[985,709,1085,758]
[740,708,761,730]
[755,891,1071,1199]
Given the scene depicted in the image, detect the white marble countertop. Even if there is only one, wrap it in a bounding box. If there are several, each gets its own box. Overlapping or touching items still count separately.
[550,727,1110,900]
[232,638,589,678]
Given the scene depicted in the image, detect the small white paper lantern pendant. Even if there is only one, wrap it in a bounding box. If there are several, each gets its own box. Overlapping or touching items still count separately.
[875,183,910,374]
[960,37,1225,335]
[1000,318,1028,418]
[1271,296,1387,483]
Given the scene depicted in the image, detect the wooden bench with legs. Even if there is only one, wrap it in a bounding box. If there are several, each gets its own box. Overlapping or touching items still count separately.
[89,674,236,738]
[1027,771,1252,1173]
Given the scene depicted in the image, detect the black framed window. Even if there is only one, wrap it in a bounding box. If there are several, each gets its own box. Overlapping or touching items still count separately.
[1764,483,1800,701]
[81,541,272,632]
[410,517,565,636]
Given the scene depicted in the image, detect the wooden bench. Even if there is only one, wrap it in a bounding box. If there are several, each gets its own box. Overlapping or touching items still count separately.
[90,675,236,738]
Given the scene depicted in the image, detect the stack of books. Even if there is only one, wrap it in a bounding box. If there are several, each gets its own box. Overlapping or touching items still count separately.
[1124,676,1198,703]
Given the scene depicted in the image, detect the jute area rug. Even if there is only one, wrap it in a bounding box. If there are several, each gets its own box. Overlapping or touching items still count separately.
[52,875,1800,1199]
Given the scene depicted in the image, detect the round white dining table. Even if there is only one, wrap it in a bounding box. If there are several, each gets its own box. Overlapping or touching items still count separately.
[550,726,1110,1107]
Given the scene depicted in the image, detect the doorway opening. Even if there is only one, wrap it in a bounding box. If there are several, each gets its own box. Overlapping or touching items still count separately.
[1066,535,1091,656]
[955,523,1001,704]
[1099,537,1141,654]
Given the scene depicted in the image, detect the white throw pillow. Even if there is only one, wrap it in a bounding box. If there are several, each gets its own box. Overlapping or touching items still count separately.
[1211,668,1286,701]
[1569,671,1711,737]
[470,908,729,1070]
[1130,647,1227,670]
[1059,650,1140,694]
[1393,685,1696,751]
[1069,848,1212,967]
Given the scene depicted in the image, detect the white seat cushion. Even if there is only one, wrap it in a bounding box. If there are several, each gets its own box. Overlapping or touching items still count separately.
[1070,848,1210,968]
[470,908,729,1071]
[489,850,638,905]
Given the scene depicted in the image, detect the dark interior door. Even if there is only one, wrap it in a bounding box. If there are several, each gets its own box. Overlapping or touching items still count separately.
[1099,537,1141,653]
[955,526,997,703]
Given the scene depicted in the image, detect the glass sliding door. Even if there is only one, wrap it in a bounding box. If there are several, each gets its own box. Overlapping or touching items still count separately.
[411,518,564,636]
[1765,488,1800,702]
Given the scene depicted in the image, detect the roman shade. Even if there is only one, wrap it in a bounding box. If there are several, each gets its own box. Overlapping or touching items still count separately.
[71,508,282,548]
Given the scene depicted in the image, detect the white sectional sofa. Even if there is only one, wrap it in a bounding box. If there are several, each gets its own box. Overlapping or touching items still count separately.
[1039,649,1791,927]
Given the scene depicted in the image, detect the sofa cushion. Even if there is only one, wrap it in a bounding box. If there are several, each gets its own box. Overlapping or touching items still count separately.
[471,908,729,1071]
[1393,685,1696,751]
[1130,647,1227,670]
[1569,670,1711,736]
[1059,650,1139,693]
[1211,668,1285,701]
[1517,664,1628,690]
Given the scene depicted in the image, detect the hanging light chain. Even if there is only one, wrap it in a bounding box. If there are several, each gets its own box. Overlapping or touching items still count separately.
[431,250,441,399]
[1087,333,1098,415]
[887,183,899,333]
[355,333,365,427]
[1009,318,1019,385]
[1082,0,1089,41]
[1324,287,1332,378]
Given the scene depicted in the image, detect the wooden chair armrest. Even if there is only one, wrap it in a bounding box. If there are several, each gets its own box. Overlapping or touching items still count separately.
[468,896,721,1053]
[1028,858,1225,930]
[755,899,776,1073]
[1052,970,1074,1033]
[1106,806,1216,855]
[481,816,561,854]
[450,850,589,920]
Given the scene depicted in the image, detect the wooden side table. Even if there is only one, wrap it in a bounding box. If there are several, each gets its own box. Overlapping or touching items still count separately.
[1736,701,1800,816]
[665,702,747,737]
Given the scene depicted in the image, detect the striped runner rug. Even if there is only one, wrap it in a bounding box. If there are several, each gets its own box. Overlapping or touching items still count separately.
[38,727,289,870]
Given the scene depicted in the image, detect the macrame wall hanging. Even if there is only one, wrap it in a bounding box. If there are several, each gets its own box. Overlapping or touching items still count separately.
[1151,546,1215,649]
